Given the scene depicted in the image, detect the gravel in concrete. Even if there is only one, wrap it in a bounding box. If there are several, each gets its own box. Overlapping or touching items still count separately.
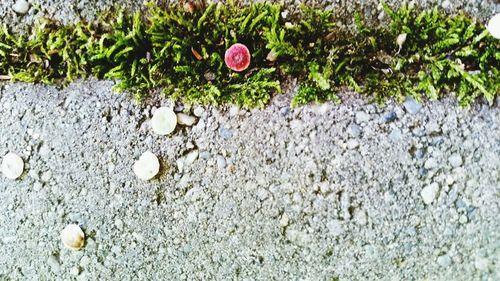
[0,80,499,280]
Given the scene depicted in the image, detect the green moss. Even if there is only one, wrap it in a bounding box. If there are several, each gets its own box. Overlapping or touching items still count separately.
[0,1,498,108]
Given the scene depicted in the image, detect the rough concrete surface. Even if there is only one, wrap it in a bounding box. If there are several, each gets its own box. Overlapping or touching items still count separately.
[0,80,499,280]
[1,0,500,280]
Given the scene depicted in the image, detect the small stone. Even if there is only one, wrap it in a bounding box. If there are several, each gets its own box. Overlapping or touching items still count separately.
[426,122,441,134]
[437,255,452,267]
[133,151,160,181]
[290,119,303,131]
[279,213,289,227]
[280,106,290,116]
[403,97,422,114]
[441,0,451,8]
[424,158,438,169]
[219,127,233,140]
[418,167,428,177]
[193,106,205,117]
[79,256,91,267]
[41,170,52,182]
[115,219,124,230]
[184,150,199,166]
[33,181,43,191]
[1,152,24,180]
[421,183,439,205]
[448,153,463,168]
[378,11,385,20]
[348,124,361,138]
[347,139,360,149]
[199,151,211,160]
[176,113,196,126]
[47,255,61,272]
[474,257,489,271]
[229,106,239,117]
[178,150,199,171]
[12,0,30,14]
[415,149,425,159]
[389,128,402,142]
[69,266,80,276]
[383,111,397,123]
[216,155,226,169]
[326,220,344,236]
[354,209,368,226]
[355,111,370,123]
[459,214,468,224]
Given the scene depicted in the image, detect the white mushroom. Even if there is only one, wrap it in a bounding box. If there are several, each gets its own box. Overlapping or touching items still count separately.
[12,0,30,14]
[487,13,500,39]
[60,224,85,251]
[151,107,177,135]
[396,33,407,53]
[1,152,24,180]
[133,151,160,180]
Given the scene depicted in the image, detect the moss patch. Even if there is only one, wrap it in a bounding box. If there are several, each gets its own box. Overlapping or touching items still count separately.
[0,1,498,108]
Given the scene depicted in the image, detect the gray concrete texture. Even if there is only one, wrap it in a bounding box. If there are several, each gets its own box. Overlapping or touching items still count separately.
[1,0,500,280]
[1,80,499,280]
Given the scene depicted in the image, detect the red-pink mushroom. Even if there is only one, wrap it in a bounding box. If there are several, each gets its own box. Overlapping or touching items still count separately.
[224,43,251,72]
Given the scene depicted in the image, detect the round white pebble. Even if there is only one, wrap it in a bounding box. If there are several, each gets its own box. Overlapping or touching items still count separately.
[151,107,177,135]
[487,13,500,39]
[1,152,24,180]
[133,151,160,180]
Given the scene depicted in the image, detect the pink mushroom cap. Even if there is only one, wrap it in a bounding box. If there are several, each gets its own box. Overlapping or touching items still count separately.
[224,43,251,72]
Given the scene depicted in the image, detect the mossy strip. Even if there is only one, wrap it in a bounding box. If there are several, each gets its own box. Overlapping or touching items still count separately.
[0,1,498,108]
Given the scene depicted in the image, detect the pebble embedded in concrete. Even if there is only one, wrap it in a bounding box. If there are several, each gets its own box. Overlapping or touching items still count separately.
[424,158,438,169]
[219,127,233,139]
[448,153,463,167]
[389,128,402,142]
[403,97,422,114]
[355,111,370,123]
[421,182,440,204]
[176,113,196,126]
[437,254,452,267]
[348,124,361,138]
[383,111,397,123]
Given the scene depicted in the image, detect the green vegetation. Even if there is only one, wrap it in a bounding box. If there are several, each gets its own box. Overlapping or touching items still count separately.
[0,1,498,108]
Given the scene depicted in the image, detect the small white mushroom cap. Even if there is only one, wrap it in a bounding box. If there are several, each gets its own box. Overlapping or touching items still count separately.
[151,107,177,135]
[487,13,500,39]
[60,224,85,251]
[1,152,24,180]
[396,33,407,52]
[133,151,160,180]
